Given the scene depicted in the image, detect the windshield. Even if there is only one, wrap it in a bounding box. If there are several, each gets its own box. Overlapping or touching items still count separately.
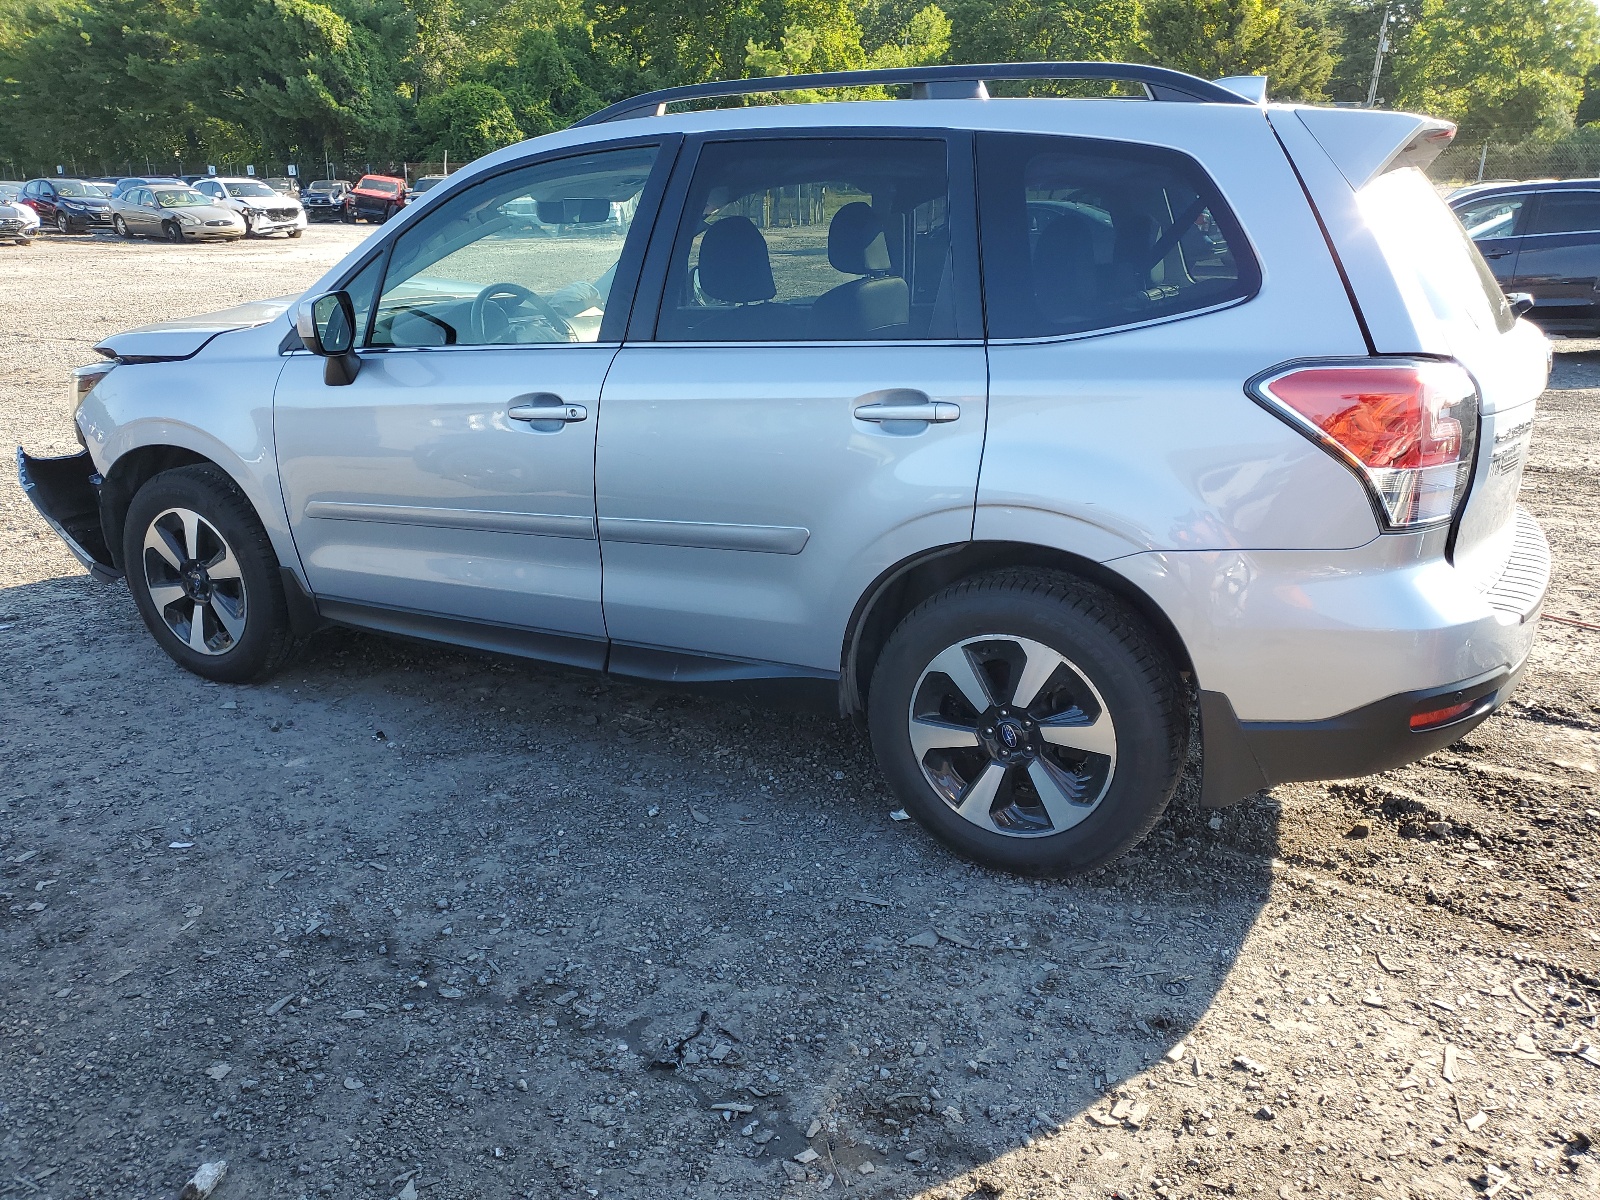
[307,181,340,193]
[227,181,278,198]
[413,177,443,192]
[54,180,96,197]
[360,179,401,195]
[1360,167,1516,336]
[154,189,207,208]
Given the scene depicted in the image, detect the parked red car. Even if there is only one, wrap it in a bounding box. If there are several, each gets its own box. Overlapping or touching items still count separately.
[345,174,407,223]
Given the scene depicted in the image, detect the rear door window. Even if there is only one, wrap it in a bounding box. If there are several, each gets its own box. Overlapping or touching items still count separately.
[1527,190,1600,236]
[976,132,1258,340]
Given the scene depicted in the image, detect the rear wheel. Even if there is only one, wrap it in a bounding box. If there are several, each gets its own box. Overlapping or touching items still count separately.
[112,215,129,238]
[867,569,1187,876]
[122,465,297,682]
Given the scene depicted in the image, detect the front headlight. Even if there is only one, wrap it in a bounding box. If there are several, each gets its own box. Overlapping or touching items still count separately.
[72,360,116,413]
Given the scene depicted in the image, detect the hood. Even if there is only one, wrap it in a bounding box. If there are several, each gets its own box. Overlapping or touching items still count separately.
[63,195,110,207]
[95,296,296,362]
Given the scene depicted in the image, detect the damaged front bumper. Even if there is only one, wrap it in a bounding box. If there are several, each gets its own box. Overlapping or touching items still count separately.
[16,447,122,581]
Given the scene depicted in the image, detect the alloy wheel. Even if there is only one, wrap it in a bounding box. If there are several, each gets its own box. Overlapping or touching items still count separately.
[55,212,70,234]
[140,507,248,656]
[907,635,1117,837]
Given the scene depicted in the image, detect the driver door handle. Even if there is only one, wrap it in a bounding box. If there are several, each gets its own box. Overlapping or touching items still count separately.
[509,401,587,423]
[853,401,960,423]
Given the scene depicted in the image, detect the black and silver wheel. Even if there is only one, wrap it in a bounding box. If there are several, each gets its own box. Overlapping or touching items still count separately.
[112,215,130,238]
[55,212,72,234]
[123,465,297,682]
[868,570,1186,876]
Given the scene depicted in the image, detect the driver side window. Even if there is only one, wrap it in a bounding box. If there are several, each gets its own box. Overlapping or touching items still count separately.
[369,145,658,349]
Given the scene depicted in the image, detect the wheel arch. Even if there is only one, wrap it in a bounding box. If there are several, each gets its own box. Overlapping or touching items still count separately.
[840,540,1196,719]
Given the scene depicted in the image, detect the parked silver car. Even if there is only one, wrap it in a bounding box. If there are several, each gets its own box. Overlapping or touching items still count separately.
[18,63,1551,875]
[109,184,245,242]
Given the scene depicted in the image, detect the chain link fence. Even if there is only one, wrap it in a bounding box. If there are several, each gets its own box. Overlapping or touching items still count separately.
[0,157,456,188]
[1429,134,1600,187]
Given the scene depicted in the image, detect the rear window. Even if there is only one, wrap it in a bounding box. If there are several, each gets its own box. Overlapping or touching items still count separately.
[1527,190,1600,235]
[976,132,1257,340]
[1362,167,1515,335]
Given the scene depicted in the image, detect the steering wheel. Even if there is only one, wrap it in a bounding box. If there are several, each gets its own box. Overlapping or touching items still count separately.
[470,281,574,343]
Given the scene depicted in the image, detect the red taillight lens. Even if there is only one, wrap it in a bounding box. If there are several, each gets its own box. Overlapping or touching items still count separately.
[1409,699,1476,731]
[1250,359,1479,529]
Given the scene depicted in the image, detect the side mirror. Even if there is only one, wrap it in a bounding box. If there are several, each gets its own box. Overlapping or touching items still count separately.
[1505,291,1534,318]
[294,291,362,385]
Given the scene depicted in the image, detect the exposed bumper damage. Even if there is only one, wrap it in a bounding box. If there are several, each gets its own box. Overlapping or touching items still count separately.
[16,447,122,581]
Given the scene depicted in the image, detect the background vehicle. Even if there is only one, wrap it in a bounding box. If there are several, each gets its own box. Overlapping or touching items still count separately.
[109,183,244,242]
[20,177,113,232]
[192,176,306,236]
[17,62,1552,877]
[0,181,22,203]
[108,176,181,199]
[301,178,351,222]
[1450,177,1600,335]
[264,176,301,197]
[345,173,405,222]
[406,173,446,203]
[0,192,40,243]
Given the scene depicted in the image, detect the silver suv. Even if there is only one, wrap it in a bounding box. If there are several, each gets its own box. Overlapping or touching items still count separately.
[18,63,1551,876]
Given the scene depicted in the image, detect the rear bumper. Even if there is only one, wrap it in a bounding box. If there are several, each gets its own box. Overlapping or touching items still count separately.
[1198,659,1527,805]
[15,447,121,581]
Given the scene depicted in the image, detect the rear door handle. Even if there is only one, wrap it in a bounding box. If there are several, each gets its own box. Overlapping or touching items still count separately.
[853,401,960,423]
[509,400,587,423]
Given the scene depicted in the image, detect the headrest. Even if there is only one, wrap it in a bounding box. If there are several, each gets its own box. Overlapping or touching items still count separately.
[828,202,892,276]
[1031,213,1102,324]
[698,216,775,303]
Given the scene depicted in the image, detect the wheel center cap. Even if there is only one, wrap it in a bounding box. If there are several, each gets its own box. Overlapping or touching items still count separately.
[181,562,211,601]
[980,710,1037,766]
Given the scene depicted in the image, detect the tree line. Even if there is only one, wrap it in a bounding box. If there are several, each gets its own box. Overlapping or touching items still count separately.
[2,0,1598,176]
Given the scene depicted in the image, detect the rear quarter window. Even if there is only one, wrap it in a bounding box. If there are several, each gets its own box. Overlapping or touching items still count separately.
[1361,167,1515,335]
[977,132,1258,340]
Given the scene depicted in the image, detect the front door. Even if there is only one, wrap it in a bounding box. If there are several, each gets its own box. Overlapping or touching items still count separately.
[1454,190,1530,290]
[275,141,670,665]
[595,133,987,676]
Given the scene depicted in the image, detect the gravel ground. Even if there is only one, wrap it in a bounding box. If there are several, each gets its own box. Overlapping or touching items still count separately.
[1,228,1597,1200]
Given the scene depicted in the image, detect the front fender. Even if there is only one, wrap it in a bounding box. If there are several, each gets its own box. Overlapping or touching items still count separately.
[79,327,304,582]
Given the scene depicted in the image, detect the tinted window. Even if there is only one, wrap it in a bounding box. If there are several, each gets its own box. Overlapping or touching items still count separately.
[656,138,956,342]
[1453,193,1527,241]
[1528,191,1600,235]
[371,145,657,348]
[977,133,1256,340]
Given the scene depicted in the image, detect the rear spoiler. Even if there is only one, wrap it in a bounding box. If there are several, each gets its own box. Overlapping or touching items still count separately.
[1290,107,1457,191]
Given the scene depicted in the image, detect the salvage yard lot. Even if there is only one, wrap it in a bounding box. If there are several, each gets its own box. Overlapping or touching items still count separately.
[1,230,1597,1200]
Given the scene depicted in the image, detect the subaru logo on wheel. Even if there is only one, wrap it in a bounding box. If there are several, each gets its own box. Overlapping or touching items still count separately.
[999,724,1020,749]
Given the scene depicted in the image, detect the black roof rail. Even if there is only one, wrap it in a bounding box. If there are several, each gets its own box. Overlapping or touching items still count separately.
[573,62,1252,127]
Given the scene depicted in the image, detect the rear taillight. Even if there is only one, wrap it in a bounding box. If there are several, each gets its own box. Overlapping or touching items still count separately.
[1248,358,1479,529]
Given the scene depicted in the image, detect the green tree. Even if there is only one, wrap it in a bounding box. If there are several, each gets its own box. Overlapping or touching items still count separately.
[1143,0,1336,101]
[945,0,1140,71]
[417,78,521,158]
[1392,0,1600,137]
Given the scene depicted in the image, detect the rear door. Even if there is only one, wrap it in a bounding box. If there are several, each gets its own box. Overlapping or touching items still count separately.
[1451,190,1530,289]
[593,130,987,677]
[1508,188,1600,321]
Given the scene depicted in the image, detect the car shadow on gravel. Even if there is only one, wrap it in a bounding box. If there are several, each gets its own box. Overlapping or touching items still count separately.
[0,581,1278,1199]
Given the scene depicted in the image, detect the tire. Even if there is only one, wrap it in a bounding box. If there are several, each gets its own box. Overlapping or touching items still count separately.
[242,214,253,235]
[122,465,298,683]
[288,227,303,238]
[867,569,1187,877]
[112,215,129,238]
[55,212,72,234]
[164,221,184,243]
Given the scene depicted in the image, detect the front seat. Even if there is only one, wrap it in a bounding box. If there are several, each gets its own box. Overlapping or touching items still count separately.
[690,216,790,341]
[810,203,910,338]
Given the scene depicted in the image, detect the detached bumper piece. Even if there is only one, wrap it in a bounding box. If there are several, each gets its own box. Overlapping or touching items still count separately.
[1198,663,1526,807]
[16,447,122,581]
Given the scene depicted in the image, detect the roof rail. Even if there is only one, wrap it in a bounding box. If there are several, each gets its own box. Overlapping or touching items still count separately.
[572,62,1253,127]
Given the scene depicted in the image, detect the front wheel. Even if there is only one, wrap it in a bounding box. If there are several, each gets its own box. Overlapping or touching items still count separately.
[122,465,298,682]
[55,212,72,234]
[288,227,303,238]
[867,569,1187,876]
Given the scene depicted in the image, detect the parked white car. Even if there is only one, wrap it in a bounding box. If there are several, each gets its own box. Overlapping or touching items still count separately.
[0,192,40,244]
[192,177,306,237]
[18,62,1552,876]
